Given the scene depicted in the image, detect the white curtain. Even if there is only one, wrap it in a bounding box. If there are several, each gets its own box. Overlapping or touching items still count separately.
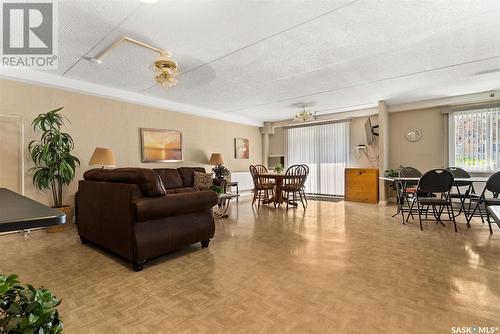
[286,121,350,196]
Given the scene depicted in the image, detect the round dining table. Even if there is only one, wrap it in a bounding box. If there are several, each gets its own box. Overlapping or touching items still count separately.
[258,172,303,206]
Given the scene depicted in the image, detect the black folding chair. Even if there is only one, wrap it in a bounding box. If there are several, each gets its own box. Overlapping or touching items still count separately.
[408,169,457,232]
[466,171,500,234]
[398,167,422,219]
[446,167,478,216]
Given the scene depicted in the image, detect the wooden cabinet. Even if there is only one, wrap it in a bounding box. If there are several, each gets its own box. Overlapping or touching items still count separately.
[344,168,379,203]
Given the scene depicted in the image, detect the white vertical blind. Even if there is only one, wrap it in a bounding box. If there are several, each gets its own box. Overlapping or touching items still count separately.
[450,107,500,172]
[286,121,350,196]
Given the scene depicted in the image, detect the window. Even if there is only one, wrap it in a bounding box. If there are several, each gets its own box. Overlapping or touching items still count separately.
[286,121,350,196]
[449,106,500,172]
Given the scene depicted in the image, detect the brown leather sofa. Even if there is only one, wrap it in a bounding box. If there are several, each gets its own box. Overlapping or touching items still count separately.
[77,167,219,271]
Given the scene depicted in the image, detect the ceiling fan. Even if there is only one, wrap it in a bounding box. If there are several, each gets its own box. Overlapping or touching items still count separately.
[85,36,180,88]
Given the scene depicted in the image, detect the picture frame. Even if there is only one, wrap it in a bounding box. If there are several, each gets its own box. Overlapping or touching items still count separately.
[140,128,183,162]
[234,137,249,159]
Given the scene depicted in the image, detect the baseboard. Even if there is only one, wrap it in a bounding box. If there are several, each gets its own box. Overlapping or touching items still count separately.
[378,198,397,205]
[229,191,252,197]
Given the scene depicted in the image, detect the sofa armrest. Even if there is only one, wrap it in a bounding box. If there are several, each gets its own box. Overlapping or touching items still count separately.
[135,190,218,222]
[77,180,142,259]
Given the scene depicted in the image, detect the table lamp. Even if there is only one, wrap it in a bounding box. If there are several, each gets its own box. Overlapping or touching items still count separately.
[89,147,116,168]
[208,153,224,166]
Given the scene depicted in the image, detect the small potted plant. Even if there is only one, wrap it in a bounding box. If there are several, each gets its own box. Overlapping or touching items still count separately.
[0,274,64,333]
[274,164,284,174]
[212,165,230,179]
[384,168,400,192]
[384,168,400,178]
[28,107,80,232]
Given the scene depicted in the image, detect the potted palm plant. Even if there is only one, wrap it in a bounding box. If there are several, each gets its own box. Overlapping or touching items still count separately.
[28,107,80,232]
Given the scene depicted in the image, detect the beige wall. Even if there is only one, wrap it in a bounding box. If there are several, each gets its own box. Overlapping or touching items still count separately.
[389,107,445,171]
[0,79,262,206]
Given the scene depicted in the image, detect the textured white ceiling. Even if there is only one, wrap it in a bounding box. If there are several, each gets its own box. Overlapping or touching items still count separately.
[44,0,500,123]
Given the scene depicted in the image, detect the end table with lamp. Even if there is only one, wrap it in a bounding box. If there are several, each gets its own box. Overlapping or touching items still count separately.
[208,152,230,187]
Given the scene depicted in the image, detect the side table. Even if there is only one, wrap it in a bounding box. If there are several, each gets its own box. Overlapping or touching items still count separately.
[213,193,239,218]
[227,181,239,202]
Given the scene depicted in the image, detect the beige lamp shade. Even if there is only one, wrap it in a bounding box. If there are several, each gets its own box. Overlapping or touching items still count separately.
[208,153,224,165]
[89,147,116,168]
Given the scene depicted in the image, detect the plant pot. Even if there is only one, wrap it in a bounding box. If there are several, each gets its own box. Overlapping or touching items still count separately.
[47,205,73,233]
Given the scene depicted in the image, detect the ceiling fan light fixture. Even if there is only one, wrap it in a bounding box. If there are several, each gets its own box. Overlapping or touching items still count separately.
[156,72,177,87]
[154,51,179,87]
[154,51,176,70]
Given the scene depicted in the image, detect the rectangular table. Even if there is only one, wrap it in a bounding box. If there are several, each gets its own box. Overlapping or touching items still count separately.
[0,188,66,233]
[380,177,488,183]
[486,206,500,229]
[380,176,488,224]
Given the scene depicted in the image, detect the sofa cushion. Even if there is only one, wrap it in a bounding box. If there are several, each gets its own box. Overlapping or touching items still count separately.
[83,168,166,197]
[178,167,205,187]
[154,168,183,189]
[194,171,213,189]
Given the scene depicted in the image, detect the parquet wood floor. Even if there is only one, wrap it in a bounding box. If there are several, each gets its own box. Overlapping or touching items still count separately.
[1,198,499,333]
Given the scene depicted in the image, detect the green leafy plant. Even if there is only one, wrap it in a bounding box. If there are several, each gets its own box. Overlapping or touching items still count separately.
[274,164,284,174]
[384,168,400,191]
[0,274,63,334]
[212,165,229,179]
[28,107,80,208]
[384,168,400,177]
[210,185,224,195]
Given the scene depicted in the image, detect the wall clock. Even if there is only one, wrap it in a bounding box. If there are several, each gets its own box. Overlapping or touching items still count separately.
[406,129,422,142]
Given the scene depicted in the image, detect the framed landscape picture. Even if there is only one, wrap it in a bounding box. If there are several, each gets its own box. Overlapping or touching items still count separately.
[140,128,183,162]
[234,137,249,159]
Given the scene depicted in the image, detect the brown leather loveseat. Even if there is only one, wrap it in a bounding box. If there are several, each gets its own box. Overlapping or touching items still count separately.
[77,167,219,271]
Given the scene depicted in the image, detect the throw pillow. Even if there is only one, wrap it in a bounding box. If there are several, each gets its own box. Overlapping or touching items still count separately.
[194,171,213,189]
